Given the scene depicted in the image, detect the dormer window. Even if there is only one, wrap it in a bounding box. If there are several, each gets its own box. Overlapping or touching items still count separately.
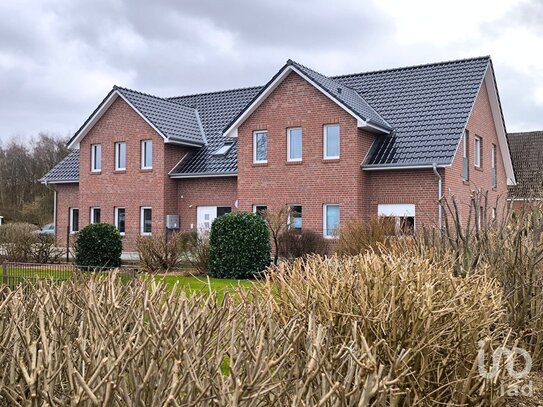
[212,142,234,156]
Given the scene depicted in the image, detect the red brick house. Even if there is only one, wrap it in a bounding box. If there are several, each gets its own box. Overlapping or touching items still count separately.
[41,56,516,251]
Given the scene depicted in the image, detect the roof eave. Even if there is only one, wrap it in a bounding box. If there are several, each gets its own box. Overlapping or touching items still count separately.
[40,179,80,185]
[169,172,237,179]
[362,163,450,171]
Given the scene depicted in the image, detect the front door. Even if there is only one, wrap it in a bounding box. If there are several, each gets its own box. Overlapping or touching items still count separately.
[197,206,217,231]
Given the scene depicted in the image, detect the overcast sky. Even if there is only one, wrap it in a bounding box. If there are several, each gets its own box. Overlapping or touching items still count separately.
[0,0,542,143]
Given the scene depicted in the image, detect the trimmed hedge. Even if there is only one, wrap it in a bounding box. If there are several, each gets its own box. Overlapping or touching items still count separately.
[209,212,270,279]
[75,223,122,268]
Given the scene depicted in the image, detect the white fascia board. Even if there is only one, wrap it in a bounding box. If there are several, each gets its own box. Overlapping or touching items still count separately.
[223,65,386,138]
[484,67,516,186]
[68,90,204,149]
[41,179,79,184]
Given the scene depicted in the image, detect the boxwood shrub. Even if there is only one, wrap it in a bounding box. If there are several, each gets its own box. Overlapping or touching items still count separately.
[75,223,122,269]
[209,212,270,279]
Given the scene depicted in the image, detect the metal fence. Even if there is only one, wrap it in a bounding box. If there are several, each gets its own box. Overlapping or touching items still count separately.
[1,261,137,289]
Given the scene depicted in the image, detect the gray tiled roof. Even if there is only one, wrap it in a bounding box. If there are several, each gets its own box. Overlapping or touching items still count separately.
[507,131,543,198]
[335,56,490,166]
[43,56,492,181]
[114,87,205,146]
[39,150,80,183]
[168,86,261,176]
[289,60,392,131]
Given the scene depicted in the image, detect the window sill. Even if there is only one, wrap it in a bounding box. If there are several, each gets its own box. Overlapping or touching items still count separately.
[286,161,303,165]
[323,158,340,163]
[90,171,102,175]
[141,233,152,236]
[139,168,153,173]
[114,170,126,174]
[463,180,470,186]
[252,163,268,167]
[474,166,483,172]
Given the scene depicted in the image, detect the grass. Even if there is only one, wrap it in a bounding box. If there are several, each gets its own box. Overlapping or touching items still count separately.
[152,274,256,301]
[2,266,256,299]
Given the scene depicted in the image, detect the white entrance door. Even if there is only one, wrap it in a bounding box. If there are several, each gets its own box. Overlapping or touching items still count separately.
[197,206,217,231]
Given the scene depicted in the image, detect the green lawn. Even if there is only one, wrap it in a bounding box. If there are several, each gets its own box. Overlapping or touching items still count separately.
[152,275,257,300]
[3,266,257,299]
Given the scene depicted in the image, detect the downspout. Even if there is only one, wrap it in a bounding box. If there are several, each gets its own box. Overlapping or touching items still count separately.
[432,163,442,229]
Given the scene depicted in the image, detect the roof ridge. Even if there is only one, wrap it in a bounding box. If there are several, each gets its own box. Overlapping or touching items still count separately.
[114,85,197,110]
[168,85,262,100]
[333,55,491,79]
[508,130,543,136]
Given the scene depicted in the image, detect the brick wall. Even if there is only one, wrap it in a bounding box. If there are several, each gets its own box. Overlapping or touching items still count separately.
[237,71,375,233]
[443,78,509,224]
[77,97,191,250]
[177,177,238,231]
[53,183,79,247]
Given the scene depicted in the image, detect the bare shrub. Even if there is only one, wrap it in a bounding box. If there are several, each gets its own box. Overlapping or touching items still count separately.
[0,263,509,406]
[390,191,543,370]
[137,232,182,273]
[0,222,38,262]
[262,206,290,265]
[336,216,395,256]
[261,253,509,405]
[180,230,210,275]
[278,228,330,259]
[31,233,64,263]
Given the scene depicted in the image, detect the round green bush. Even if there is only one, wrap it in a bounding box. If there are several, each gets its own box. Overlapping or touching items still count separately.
[75,223,122,268]
[209,212,271,279]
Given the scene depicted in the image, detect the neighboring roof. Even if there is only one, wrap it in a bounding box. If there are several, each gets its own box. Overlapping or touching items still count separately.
[507,131,543,197]
[336,56,491,166]
[66,86,206,149]
[44,56,506,181]
[39,150,80,183]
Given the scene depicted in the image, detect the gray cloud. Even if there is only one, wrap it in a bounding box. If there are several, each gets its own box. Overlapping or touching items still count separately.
[0,0,541,142]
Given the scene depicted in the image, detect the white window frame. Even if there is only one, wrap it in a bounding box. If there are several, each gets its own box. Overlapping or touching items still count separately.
[69,208,79,234]
[91,144,101,172]
[141,140,153,169]
[474,136,482,168]
[90,207,101,224]
[115,142,126,171]
[491,144,497,188]
[288,204,303,229]
[323,124,340,160]
[253,131,268,164]
[463,130,469,181]
[115,207,126,235]
[323,204,340,239]
[253,205,268,216]
[287,128,302,162]
[140,207,152,235]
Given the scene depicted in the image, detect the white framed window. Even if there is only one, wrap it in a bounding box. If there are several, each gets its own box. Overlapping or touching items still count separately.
[253,131,268,163]
[491,144,497,188]
[140,207,152,235]
[463,130,469,181]
[323,204,340,238]
[253,205,268,216]
[69,208,79,233]
[378,204,416,235]
[141,140,153,169]
[287,128,302,162]
[474,136,482,168]
[115,207,126,235]
[91,144,102,172]
[289,205,302,229]
[324,124,340,159]
[115,142,126,171]
[90,207,101,224]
